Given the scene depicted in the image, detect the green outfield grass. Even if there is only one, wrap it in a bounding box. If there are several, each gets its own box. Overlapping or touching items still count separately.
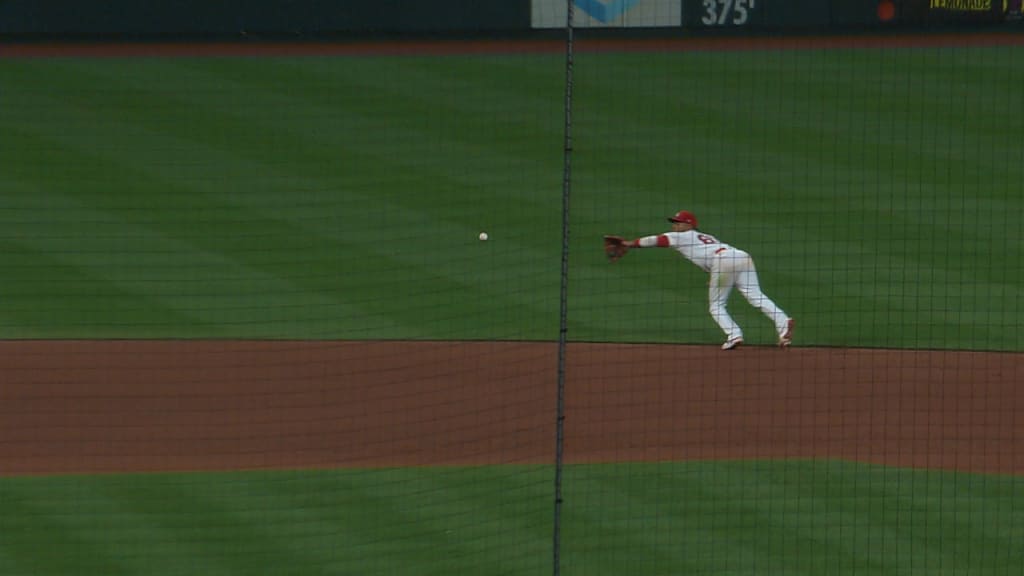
[1,461,1022,576]
[2,43,1022,576]
[1,46,1021,348]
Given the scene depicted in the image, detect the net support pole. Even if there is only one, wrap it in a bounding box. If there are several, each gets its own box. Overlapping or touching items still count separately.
[552,1,575,575]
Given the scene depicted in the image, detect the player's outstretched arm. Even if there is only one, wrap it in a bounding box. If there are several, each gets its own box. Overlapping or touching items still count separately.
[629,235,670,248]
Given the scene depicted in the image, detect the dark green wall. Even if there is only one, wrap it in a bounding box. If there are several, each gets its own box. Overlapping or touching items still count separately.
[0,0,529,37]
[0,0,1016,38]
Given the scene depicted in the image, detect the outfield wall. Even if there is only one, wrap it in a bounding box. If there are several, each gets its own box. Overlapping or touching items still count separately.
[0,0,1019,38]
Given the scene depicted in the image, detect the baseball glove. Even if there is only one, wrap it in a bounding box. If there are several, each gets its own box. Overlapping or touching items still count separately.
[603,235,629,263]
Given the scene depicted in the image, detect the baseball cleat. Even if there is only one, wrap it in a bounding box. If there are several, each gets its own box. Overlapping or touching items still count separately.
[721,337,743,351]
[778,318,795,348]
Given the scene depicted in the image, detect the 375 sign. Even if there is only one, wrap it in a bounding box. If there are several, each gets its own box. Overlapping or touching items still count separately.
[688,0,761,26]
[699,0,757,25]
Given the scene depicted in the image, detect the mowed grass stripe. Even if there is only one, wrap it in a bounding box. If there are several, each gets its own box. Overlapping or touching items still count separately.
[1,176,364,338]
[1,49,1022,347]
[3,461,1016,576]
[568,48,1023,349]
[99,475,343,574]
[560,460,1024,575]
[0,237,198,337]
[561,462,862,574]
[337,467,550,573]
[0,479,214,576]
[36,56,565,205]
[1,56,567,339]
[0,467,556,576]
[0,67,399,336]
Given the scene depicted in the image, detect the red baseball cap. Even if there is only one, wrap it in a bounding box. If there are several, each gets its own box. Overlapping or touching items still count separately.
[668,210,698,227]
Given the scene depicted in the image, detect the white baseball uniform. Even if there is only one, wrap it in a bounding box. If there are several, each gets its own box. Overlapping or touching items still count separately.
[636,230,790,342]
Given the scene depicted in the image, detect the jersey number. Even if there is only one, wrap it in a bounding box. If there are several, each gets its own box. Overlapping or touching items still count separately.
[697,234,718,245]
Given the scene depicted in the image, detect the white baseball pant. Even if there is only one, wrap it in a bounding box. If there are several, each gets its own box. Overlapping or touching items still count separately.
[708,248,789,341]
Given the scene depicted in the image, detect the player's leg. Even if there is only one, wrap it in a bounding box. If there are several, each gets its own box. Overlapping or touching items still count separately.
[734,255,792,342]
[709,263,742,349]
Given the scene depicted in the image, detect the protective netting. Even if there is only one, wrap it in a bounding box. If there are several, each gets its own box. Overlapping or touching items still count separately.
[1,16,1022,576]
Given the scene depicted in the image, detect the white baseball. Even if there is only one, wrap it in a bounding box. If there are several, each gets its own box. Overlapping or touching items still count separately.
[478,232,489,241]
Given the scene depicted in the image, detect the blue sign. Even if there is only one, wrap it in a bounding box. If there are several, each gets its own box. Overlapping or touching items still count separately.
[574,0,642,22]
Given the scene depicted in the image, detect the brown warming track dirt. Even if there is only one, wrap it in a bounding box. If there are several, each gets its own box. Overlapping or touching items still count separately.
[1,34,1022,478]
[1,340,1022,477]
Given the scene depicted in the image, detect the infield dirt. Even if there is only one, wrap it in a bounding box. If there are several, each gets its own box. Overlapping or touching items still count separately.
[1,340,1021,476]
[2,35,1022,477]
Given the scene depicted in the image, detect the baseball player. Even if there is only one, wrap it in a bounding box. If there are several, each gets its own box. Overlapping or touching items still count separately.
[605,210,794,350]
